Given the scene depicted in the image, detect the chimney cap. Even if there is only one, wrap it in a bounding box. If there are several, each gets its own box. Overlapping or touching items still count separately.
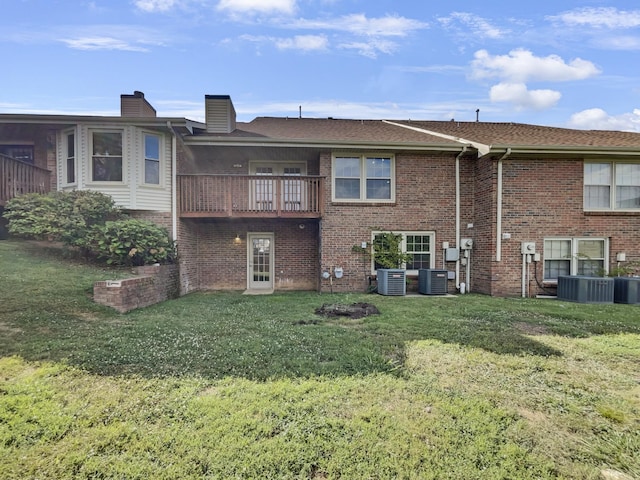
[205,94,231,100]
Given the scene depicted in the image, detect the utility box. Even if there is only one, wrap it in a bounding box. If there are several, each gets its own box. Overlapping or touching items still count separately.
[418,269,448,295]
[377,269,406,296]
[557,276,614,304]
[613,277,640,304]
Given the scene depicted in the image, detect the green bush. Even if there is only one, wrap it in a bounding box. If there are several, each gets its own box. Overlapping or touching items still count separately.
[3,190,120,247]
[87,219,176,266]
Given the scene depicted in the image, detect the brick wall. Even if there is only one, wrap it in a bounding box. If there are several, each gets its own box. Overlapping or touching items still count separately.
[93,264,179,313]
[318,151,471,294]
[193,219,319,291]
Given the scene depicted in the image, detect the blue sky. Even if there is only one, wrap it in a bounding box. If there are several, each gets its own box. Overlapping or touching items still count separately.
[1,0,640,131]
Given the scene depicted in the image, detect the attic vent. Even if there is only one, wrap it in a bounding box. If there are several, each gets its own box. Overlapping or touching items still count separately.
[205,95,236,133]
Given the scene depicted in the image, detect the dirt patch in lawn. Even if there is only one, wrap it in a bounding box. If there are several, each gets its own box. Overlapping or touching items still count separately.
[315,303,380,319]
[514,322,551,336]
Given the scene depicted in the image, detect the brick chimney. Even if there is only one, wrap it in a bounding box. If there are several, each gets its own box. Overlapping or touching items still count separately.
[120,91,157,118]
[204,95,236,133]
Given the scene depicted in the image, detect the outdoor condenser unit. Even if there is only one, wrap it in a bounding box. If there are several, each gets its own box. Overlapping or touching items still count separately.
[557,276,614,304]
[377,269,406,296]
[613,277,640,304]
[418,269,448,295]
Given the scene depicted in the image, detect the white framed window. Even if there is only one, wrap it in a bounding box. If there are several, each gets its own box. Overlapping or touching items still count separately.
[371,231,434,275]
[584,162,640,210]
[143,133,161,185]
[333,154,394,202]
[90,130,123,182]
[543,237,608,281]
[63,131,76,185]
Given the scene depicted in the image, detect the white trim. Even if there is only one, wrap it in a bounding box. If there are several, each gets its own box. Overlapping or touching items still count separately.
[584,161,640,212]
[370,231,436,275]
[543,237,609,281]
[87,128,126,185]
[332,153,395,203]
[247,232,275,290]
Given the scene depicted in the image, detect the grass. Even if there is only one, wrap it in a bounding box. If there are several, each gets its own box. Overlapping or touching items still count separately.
[1,239,639,479]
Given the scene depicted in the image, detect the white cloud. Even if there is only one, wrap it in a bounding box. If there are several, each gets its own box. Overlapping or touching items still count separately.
[438,12,506,39]
[275,34,328,51]
[489,83,561,110]
[550,7,640,29]
[217,0,296,15]
[338,39,396,59]
[595,36,640,51]
[59,36,149,51]
[568,108,640,132]
[291,14,427,37]
[134,0,177,12]
[471,49,600,83]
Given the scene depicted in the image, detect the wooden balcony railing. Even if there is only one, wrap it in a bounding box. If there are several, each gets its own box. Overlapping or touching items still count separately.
[178,174,324,218]
[0,154,51,206]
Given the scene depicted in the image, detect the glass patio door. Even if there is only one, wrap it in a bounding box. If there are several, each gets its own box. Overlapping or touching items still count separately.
[247,233,274,290]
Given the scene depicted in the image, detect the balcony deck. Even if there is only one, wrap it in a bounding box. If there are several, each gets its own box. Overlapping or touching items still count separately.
[178,174,324,218]
[0,154,51,206]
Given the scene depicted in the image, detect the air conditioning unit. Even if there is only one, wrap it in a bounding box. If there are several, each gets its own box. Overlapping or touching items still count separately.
[557,276,614,304]
[613,277,640,304]
[377,269,406,296]
[418,269,448,295]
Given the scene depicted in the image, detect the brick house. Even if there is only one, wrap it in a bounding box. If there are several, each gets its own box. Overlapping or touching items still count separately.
[2,92,639,297]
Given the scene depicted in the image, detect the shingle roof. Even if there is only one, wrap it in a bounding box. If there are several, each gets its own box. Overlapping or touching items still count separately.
[225,117,463,146]
[389,120,640,148]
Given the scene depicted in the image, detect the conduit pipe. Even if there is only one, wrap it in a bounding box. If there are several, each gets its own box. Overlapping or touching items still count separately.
[495,148,511,262]
[455,146,468,290]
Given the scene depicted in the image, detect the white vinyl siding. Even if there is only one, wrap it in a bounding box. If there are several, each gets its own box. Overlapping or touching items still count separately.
[58,124,171,211]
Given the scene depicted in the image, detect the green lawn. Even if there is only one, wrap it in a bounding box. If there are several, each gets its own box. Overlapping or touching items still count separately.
[1,240,639,479]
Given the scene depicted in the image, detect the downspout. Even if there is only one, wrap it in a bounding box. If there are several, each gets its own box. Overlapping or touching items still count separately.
[167,121,178,242]
[495,148,511,262]
[455,146,468,290]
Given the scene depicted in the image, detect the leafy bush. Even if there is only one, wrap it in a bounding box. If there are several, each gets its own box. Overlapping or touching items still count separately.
[3,190,120,247]
[87,219,176,266]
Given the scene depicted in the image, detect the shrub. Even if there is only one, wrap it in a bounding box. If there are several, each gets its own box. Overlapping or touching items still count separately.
[3,190,120,248]
[87,219,176,266]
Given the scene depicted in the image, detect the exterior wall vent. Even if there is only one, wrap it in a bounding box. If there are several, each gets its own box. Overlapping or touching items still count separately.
[418,269,448,295]
[613,277,640,304]
[557,276,614,304]
[205,95,236,133]
[377,269,406,296]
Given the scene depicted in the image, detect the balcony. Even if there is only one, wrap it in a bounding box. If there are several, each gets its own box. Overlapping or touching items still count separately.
[0,154,51,206]
[178,174,324,218]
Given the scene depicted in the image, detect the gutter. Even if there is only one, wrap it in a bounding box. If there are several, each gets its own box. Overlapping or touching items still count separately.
[167,121,178,242]
[495,148,512,262]
[455,146,468,289]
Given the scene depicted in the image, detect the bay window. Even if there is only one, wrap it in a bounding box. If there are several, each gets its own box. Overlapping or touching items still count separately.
[91,131,123,182]
[144,133,160,185]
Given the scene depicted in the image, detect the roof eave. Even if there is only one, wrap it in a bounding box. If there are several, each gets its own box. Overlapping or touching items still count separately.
[486,145,640,157]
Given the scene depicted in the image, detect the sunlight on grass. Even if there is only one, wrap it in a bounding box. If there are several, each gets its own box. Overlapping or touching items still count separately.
[1,239,639,479]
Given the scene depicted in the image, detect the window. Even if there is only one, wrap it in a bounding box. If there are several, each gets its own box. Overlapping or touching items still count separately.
[543,238,608,281]
[371,231,434,274]
[0,145,34,164]
[65,132,76,184]
[333,154,394,202]
[584,162,640,210]
[144,134,160,184]
[91,131,122,182]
